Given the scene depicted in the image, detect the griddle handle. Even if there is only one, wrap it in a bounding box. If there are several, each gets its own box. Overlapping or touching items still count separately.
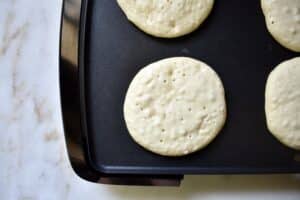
[98,175,184,186]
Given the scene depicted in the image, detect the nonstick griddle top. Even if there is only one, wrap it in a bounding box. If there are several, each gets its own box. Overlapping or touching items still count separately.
[81,0,300,175]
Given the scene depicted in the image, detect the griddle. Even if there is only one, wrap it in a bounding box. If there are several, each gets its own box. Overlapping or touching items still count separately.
[60,0,300,186]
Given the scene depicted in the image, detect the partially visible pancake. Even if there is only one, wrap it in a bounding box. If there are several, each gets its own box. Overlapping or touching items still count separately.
[265,57,300,150]
[117,0,214,38]
[261,0,300,52]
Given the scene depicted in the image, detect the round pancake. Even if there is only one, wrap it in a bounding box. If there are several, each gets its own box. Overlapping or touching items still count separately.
[265,57,300,150]
[123,57,226,156]
[261,0,300,52]
[117,0,214,38]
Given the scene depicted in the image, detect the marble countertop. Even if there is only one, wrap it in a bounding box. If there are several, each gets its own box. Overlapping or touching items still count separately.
[0,0,300,199]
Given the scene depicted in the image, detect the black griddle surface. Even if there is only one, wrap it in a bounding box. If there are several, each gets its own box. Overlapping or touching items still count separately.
[83,0,300,174]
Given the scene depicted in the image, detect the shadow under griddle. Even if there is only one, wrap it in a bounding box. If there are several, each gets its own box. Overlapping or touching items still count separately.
[107,175,300,199]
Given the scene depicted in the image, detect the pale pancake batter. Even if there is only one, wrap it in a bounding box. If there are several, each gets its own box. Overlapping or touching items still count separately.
[117,0,214,38]
[261,0,300,52]
[265,57,300,150]
[124,57,226,156]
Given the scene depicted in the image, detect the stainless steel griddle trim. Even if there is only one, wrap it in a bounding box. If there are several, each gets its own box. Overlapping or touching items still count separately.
[59,0,183,186]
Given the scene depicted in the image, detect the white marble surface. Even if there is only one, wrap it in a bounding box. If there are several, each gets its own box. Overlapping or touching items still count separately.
[0,0,300,199]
